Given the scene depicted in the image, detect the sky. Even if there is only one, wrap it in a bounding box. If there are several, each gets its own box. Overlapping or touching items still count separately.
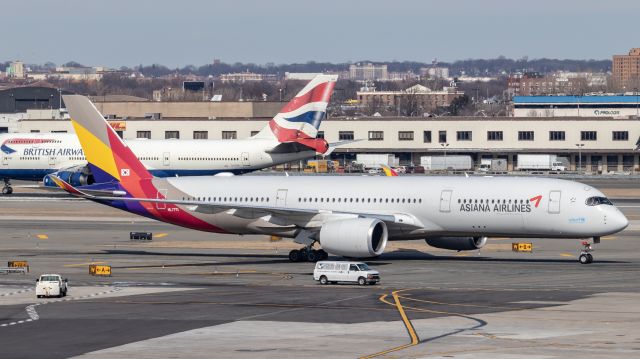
[2,0,639,68]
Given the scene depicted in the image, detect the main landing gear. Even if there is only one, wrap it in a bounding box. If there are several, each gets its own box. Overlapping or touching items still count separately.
[289,247,328,262]
[2,178,12,195]
[578,240,595,264]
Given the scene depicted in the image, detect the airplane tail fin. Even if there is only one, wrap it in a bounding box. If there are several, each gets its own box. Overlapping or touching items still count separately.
[254,74,338,153]
[62,95,152,188]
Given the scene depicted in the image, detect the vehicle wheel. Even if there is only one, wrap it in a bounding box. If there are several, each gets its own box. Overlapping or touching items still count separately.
[319,276,328,285]
[288,250,301,262]
[358,277,367,286]
[586,253,594,264]
[306,250,318,262]
[579,254,590,264]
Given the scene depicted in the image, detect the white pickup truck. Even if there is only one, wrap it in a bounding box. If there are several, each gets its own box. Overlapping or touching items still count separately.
[36,274,68,298]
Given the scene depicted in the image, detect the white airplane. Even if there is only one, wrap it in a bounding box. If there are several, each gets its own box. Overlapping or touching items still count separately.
[51,94,629,265]
[0,75,339,194]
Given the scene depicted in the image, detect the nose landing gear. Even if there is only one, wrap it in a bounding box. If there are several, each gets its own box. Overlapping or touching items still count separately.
[2,178,12,195]
[578,240,594,264]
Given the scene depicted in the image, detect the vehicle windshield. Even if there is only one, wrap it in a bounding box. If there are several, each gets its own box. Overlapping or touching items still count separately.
[585,196,613,206]
[357,263,370,271]
[40,276,59,282]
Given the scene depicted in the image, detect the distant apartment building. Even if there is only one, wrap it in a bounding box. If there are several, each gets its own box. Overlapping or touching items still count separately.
[507,71,607,97]
[419,67,449,79]
[219,72,277,83]
[612,48,640,90]
[357,84,464,112]
[349,63,388,81]
[5,61,26,78]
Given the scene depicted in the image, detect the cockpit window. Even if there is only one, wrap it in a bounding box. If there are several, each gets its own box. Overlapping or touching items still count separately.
[585,196,613,206]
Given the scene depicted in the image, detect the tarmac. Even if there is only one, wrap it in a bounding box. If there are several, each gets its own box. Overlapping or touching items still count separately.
[0,177,639,358]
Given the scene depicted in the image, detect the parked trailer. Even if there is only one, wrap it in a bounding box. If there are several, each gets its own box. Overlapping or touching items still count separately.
[516,154,566,171]
[356,154,399,169]
[420,155,473,171]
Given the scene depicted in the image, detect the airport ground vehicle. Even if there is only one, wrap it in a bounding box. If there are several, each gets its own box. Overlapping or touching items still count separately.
[517,154,566,171]
[421,155,473,171]
[356,154,399,169]
[479,158,508,172]
[36,274,68,298]
[313,261,380,285]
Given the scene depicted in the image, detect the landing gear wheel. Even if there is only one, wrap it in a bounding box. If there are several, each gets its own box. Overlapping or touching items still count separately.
[1,186,12,195]
[288,250,301,262]
[358,277,367,286]
[306,250,318,262]
[579,253,593,264]
[319,275,328,285]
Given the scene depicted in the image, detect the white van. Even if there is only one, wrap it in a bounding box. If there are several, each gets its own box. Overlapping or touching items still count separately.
[313,261,380,286]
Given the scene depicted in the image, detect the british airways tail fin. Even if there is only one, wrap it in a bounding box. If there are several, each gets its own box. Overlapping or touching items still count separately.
[62,95,152,186]
[254,74,337,153]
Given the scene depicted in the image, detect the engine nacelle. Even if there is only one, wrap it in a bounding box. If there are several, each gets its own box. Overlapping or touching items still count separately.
[43,166,94,188]
[319,218,388,258]
[425,236,488,251]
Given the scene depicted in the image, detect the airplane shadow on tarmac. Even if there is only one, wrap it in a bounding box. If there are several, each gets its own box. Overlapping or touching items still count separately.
[97,248,627,266]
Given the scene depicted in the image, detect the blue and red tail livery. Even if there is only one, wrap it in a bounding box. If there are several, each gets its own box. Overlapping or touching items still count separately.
[268,74,337,153]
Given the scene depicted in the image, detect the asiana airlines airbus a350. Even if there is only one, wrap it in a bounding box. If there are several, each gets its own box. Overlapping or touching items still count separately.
[51,94,629,265]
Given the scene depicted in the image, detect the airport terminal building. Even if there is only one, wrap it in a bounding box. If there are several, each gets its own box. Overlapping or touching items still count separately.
[513,95,640,118]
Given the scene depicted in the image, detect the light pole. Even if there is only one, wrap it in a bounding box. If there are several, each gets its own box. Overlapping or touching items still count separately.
[441,143,450,171]
[635,87,639,116]
[576,143,584,174]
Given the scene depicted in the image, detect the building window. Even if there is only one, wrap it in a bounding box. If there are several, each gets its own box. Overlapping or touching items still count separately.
[423,131,432,143]
[317,131,325,139]
[339,131,354,141]
[612,131,628,141]
[368,131,384,141]
[518,131,534,141]
[398,131,414,141]
[193,131,208,139]
[438,130,447,143]
[581,131,597,141]
[456,131,472,141]
[137,131,151,139]
[487,131,503,141]
[165,131,179,139]
[250,131,260,137]
[30,130,40,133]
[222,131,237,139]
[549,131,565,141]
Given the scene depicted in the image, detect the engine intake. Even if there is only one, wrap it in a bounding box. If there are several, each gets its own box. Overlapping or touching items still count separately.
[319,218,388,258]
[425,236,488,251]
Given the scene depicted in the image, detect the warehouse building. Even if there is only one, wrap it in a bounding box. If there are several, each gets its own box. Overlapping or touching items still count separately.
[513,95,640,118]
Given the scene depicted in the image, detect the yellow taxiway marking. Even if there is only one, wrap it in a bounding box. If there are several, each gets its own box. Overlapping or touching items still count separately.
[154,233,168,238]
[64,261,107,268]
[361,290,419,359]
[601,236,617,241]
[560,253,574,258]
[36,234,48,240]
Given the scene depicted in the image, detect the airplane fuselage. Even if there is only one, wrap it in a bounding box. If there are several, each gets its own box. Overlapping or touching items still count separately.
[114,176,628,240]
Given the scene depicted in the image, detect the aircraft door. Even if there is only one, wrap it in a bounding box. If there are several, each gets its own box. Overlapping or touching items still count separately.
[2,155,7,166]
[163,152,170,166]
[548,190,561,214]
[156,189,168,210]
[439,190,452,212]
[241,152,250,167]
[276,189,287,207]
[48,156,56,167]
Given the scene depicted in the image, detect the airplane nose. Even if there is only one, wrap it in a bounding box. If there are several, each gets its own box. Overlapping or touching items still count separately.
[610,210,629,232]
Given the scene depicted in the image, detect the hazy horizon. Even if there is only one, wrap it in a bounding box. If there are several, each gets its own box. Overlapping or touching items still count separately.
[2,0,637,68]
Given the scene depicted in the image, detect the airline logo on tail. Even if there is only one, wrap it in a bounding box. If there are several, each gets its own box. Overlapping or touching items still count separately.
[269,74,337,153]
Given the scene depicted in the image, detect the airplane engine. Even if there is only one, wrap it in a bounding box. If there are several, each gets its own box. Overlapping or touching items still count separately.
[43,166,94,188]
[425,236,488,251]
[319,218,388,258]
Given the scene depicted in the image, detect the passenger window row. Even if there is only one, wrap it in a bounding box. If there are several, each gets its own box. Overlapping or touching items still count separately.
[298,197,422,204]
[181,196,270,203]
[177,157,239,161]
[458,198,529,204]
[138,157,159,161]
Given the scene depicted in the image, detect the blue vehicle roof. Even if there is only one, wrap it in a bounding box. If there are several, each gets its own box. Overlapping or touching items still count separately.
[513,96,640,104]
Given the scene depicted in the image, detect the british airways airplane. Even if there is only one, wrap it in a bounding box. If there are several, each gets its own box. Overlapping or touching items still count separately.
[0,75,338,194]
[51,94,628,265]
